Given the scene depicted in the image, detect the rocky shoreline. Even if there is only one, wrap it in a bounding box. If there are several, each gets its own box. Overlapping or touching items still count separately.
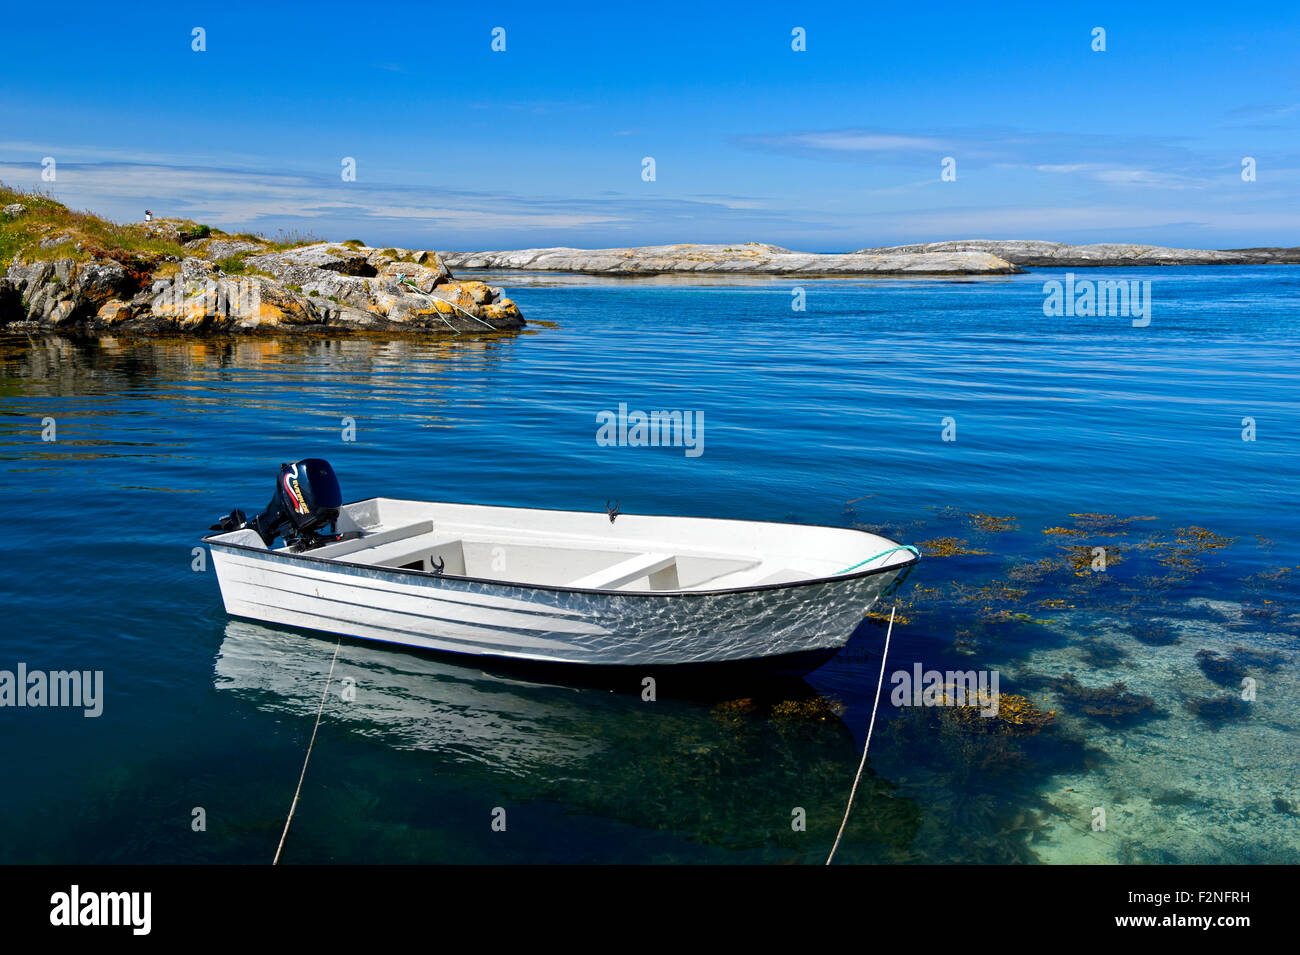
[442,240,1300,275]
[1,205,524,336]
[7,185,1297,339]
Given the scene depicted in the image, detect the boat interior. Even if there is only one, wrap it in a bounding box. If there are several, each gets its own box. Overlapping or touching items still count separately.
[245,497,916,594]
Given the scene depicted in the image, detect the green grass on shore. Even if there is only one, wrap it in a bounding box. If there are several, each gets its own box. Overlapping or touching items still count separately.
[0,182,321,269]
[0,183,197,266]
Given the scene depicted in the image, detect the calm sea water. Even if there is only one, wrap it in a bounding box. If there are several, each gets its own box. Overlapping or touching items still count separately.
[0,266,1296,864]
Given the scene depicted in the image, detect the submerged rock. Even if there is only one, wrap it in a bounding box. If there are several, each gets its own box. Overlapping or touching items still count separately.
[1050,673,1162,724]
[1183,694,1251,729]
[1194,649,1246,687]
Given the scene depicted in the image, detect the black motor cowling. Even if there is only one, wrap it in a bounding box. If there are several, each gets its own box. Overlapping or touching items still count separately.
[210,459,344,549]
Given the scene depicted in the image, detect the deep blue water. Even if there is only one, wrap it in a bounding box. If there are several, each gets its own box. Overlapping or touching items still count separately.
[0,266,1296,863]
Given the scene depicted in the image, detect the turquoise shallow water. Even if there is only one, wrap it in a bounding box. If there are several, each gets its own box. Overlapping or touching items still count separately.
[0,266,1297,863]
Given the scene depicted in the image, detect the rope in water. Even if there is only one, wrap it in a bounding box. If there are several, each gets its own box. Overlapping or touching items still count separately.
[834,544,919,576]
[273,636,342,865]
[826,603,896,865]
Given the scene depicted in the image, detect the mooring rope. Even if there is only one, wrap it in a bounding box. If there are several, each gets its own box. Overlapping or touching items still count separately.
[273,636,342,865]
[826,604,896,865]
[834,544,919,576]
[396,274,497,331]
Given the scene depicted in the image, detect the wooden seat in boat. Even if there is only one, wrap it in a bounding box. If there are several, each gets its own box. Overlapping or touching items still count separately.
[568,552,676,590]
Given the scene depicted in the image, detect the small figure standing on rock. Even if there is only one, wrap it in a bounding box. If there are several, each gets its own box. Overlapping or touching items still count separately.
[145,209,152,222]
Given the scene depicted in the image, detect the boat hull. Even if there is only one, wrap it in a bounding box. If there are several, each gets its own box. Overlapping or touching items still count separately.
[207,542,908,668]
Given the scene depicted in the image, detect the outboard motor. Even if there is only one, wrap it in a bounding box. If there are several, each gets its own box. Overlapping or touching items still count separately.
[210,459,346,550]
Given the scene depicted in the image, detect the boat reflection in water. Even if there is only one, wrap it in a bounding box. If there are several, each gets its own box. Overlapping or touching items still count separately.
[213,619,917,859]
[214,618,608,776]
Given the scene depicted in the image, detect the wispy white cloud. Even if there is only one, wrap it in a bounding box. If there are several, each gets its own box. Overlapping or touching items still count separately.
[682,194,767,210]
[467,100,593,114]
[1224,101,1300,120]
[736,125,1238,174]
[776,132,948,152]
[1035,163,1207,190]
[851,203,1300,237]
[0,157,788,244]
[862,178,943,197]
[363,204,618,228]
[3,149,1295,251]
[1091,168,1202,189]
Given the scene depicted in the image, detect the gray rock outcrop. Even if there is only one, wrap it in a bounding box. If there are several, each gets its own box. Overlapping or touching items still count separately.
[854,240,1300,267]
[441,243,1022,275]
[443,239,1300,274]
[1,239,523,334]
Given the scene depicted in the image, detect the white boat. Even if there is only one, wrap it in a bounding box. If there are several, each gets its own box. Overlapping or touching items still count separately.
[204,460,918,673]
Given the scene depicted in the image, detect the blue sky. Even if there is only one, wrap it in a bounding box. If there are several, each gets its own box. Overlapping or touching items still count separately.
[2,1,1298,250]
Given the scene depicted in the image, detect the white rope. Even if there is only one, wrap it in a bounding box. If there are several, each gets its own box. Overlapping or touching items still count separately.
[273,636,342,865]
[826,604,896,865]
[397,277,496,331]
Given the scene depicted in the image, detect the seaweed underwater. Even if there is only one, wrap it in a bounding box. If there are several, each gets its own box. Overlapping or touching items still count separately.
[339,500,1281,865]
[836,504,1300,863]
[509,686,925,861]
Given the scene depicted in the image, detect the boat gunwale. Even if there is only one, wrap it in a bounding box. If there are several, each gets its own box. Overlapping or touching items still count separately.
[202,496,921,598]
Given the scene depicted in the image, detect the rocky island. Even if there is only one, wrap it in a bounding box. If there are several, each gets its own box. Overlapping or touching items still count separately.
[443,240,1300,275]
[442,243,1021,275]
[853,239,1300,268]
[0,187,524,335]
[8,181,1295,339]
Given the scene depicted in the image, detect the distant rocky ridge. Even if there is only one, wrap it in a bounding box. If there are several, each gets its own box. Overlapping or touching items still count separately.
[444,240,1300,275]
[0,205,523,335]
[854,240,1300,268]
[441,243,1021,275]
